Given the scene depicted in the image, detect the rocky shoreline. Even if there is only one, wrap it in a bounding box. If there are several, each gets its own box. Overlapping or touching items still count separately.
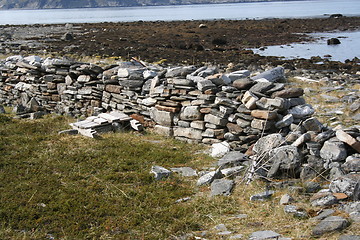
[1,17,360,72]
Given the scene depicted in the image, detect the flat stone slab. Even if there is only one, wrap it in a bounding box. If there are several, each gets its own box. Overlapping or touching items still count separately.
[217,151,247,168]
[249,230,281,239]
[150,165,172,180]
[170,167,198,177]
[312,216,349,236]
[210,179,235,196]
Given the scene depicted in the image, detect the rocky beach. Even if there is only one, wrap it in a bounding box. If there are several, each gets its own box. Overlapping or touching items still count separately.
[1,17,360,71]
[0,16,360,240]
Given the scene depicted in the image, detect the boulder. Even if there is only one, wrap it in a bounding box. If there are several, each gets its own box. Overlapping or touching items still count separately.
[179,106,202,121]
[288,104,314,119]
[217,151,247,168]
[196,169,224,186]
[302,117,323,132]
[250,67,285,82]
[150,166,172,180]
[267,145,301,178]
[150,107,174,127]
[312,216,349,236]
[253,133,284,155]
[310,192,338,206]
[327,38,341,45]
[330,174,360,197]
[320,138,347,162]
[210,179,235,196]
[211,141,231,158]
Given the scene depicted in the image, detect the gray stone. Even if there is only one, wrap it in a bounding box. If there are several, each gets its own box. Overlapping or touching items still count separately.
[315,130,335,143]
[291,132,311,147]
[211,141,231,158]
[339,235,360,240]
[229,234,243,239]
[320,139,347,162]
[224,132,240,141]
[251,118,275,131]
[340,201,360,214]
[250,67,285,82]
[288,104,315,119]
[257,97,288,111]
[179,106,202,121]
[310,192,338,207]
[249,82,274,94]
[232,78,254,90]
[58,129,78,135]
[204,114,228,126]
[343,157,360,172]
[170,167,198,177]
[350,212,360,222]
[242,91,259,110]
[275,114,294,129]
[284,205,308,218]
[0,105,5,114]
[330,174,360,197]
[61,32,74,41]
[221,166,245,177]
[253,133,284,155]
[197,80,216,92]
[210,179,235,196]
[302,117,323,132]
[249,230,281,239]
[272,88,304,98]
[143,70,157,80]
[173,127,203,140]
[312,216,349,236]
[280,194,294,205]
[312,209,335,220]
[227,70,251,81]
[196,169,224,186]
[150,107,174,127]
[166,66,196,77]
[304,181,321,193]
[150,166,172,180]
[218,151,248,168]
[153,125,173,136]
[250,190,274,201]
[267,145,301,178]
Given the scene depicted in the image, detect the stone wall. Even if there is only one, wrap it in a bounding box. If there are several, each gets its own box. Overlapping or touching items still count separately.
[0,55,311,147]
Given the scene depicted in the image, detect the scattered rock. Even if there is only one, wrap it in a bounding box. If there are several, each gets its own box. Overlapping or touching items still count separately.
[249,230,281,240]
[327,38,341,45]
[210,179,235,196]
[312,216,349,236]
[150,165,172,180]
[250,190,274,201]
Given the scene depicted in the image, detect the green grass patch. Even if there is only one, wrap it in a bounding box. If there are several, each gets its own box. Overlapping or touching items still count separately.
[0,115,215,239]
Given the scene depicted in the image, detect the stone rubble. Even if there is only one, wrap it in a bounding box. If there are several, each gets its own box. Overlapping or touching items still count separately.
[1,55,360,239]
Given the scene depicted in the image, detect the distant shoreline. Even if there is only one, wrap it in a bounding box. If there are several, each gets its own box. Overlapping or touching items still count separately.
[0,0,306,11]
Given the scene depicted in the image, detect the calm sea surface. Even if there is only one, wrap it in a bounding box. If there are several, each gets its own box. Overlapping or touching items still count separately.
[0,0,359,25]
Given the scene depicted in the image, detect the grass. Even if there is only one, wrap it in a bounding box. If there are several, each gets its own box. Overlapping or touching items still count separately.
[0,114,359,239]
[287,77,360,127]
